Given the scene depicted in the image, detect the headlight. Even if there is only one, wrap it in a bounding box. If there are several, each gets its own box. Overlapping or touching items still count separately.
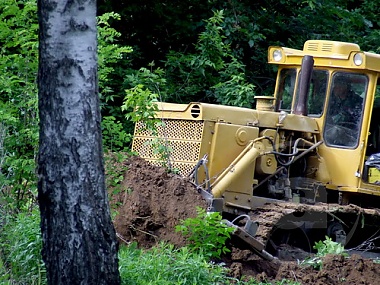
[353,53,363,66]
[273,49,283,62]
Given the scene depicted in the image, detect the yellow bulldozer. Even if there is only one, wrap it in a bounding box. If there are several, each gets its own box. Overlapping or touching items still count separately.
[132,40,380,260]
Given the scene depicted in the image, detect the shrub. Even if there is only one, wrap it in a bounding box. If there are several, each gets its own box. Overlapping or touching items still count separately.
[175,207,235,259]
[300,236,348,270]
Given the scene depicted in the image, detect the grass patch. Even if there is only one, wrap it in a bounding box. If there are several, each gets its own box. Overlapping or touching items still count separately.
[0,209,46,285]
[0,209,301,285]
[119,242,231,285]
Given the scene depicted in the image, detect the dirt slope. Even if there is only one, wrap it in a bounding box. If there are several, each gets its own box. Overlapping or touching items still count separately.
[112,155,207,248]
[110,155,380,285]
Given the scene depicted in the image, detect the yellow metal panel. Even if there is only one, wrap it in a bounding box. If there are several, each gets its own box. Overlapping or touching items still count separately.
[303,40,359,58]
[268,40,380,72]
[367,168,380,184]
[317,145,362,188]
[208,123,259,196]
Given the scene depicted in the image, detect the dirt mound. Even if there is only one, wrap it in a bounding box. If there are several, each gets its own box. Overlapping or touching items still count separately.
[110,155,380,284]
[276,254,380,285]
[112,155,207,248]
[228,248,380,285]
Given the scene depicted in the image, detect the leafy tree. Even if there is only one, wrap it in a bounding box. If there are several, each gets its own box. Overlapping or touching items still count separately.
[100,0,380,104]
[0,0,131,212]
[125,10,255,106]
[37,0,120,283]
[0,0,39,212]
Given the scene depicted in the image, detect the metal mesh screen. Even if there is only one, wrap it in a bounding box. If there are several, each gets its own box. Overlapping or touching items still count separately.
[132,119,204,175]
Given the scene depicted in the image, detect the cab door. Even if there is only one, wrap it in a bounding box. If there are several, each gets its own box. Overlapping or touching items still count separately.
[320,72,367,189]
[359,75,380,196]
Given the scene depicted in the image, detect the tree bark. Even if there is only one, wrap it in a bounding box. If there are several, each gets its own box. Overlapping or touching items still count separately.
[37,1,120,284]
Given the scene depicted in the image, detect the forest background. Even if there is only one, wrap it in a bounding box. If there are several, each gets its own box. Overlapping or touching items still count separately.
[0,0,379,283]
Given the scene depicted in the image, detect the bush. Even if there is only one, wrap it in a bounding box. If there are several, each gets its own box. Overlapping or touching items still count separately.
[175,207,235,259]
[300,236,348,270]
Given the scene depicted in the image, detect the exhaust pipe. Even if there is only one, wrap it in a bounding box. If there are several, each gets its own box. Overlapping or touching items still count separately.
[293,55,314,116]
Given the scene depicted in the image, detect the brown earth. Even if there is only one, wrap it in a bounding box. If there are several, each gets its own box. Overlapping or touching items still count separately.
[110,155,380,285]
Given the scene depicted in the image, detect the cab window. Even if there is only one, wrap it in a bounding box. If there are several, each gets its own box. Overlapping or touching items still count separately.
[276,68,296,112]
[277,68,328,116]
[324,72,367,148]
[306,70,328,116]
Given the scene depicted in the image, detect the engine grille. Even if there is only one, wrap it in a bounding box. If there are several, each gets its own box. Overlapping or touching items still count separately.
[132,119,204,175]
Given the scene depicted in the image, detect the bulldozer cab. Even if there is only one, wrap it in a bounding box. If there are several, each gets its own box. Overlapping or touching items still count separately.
[269,40,380,196]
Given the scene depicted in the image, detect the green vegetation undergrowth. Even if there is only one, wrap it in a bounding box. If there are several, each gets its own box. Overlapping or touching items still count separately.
[175,206,235,259]
[0,209,46,285]
[119,242,230,285]
[0,208,301,285]
[299,236,348,270]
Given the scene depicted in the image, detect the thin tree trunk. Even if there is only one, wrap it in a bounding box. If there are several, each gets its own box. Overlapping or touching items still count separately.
[37,1,120,284]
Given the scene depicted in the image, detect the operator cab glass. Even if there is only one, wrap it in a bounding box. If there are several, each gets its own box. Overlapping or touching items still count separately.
[323,72,367,148]
[295,69,328,116]
[276,68,328,116]
[276,69,296,112]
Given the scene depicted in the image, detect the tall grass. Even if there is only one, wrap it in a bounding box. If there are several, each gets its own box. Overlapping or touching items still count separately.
[0,209,300,285]
[0,209,46,285]
[119,242,232,285]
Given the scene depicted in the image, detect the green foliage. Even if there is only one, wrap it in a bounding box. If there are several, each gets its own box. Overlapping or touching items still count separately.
[212,57,255,107]
[98,12,133,95]
[314,236,348,256]
[175,207,235,259]
[0,0,39,213]
[104,152,129,190]
[164,10,255,105]
[0,210,46,285]
[122,82,160,130]
[300,236,348,270]
[102,116,131,151]
[98,12,134,152]
[101,0,380,103]
[119,242,301,284]
[125,65,168,100]
[0,208,297,285]
[98,12,133,118]
[0,2,132,211]
[104,152,130,220]
[195,10,228,72]
[119,242,229,285]
[122,69,175,169]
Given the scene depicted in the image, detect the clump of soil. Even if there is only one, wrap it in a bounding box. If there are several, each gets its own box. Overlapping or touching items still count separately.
[112,155,207,248]
[110,155,380,285]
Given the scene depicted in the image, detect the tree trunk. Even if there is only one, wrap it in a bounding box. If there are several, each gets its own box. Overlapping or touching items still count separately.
[37,1,120,284]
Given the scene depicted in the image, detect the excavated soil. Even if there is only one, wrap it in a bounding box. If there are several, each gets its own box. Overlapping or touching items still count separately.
[109,155,380,285]
[111,155,208,248]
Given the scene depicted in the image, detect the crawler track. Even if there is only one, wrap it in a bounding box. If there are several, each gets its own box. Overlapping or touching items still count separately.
[248,201,380,251]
